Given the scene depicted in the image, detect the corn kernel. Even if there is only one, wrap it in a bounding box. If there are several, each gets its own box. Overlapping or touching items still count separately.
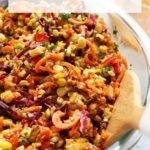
[53,65,63,72]
[0,140,12,149]
[96,34,104,41]
[95,23,102,33]
[77,37,86,49]
[19,80,29,86]
[18,70,26,78]
[0,33,6,43]
[53,29,59,37]
[29,46,45,57]
[1,90,14,103]
[21,127,32,138]
[54,73,65,79]
[57,97,64,105]
[99,45,108,53]
[56,78,67,87]
[57,87,69,97]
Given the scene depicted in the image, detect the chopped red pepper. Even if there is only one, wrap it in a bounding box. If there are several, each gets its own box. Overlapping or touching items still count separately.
[113,62,121,74]
[35,33,49,42]
[103,57,117,66]
[33,56,41,64]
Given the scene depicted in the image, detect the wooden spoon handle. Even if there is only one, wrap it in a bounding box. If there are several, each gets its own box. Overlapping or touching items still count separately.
[139,107,150,136]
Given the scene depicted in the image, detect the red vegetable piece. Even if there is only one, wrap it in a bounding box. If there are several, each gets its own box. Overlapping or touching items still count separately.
[35,33,49,42]
[113,62,121,74]
[33,56,41,64]
[103,57,116,66]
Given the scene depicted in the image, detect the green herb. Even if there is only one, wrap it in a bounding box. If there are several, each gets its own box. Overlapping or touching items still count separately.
[42,42,49,49]
[114,43,119,50]
[60,13,71,20]
[130,64,132,67]
[14,45,24,50]
[73,139,77,142]
[113,26,118,35]
[49,44,57,51]
[102,66,112,76]
[97,53,105,59]
[18,137,28,143]
[92,94,97,99]
[40,53,45,58]
[36,125,40,130]
[64,50,67,56]
[94,14,99,18]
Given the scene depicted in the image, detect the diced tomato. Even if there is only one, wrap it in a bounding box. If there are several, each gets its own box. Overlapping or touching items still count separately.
[113,62,121,74]
[33,56,41,64]
[35,33,49,42]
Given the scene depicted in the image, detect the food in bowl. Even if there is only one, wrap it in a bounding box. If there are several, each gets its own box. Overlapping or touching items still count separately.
[0,9,127,149]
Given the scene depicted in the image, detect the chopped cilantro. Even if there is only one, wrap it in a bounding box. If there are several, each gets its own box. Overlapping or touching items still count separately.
[49,44,57,51]
[60,13,71,20]
[18,137,28,143]
[64,49,67,56]
[73,139,77,142]
[42,42,49,49]
[40,53,45,58]
[102,66,112,76]
[92,94,97,99]
[113,26,118,35]
[94,14,99,18]
[14,45,24,50]
[98,53,105,59]
[114,43,119,50]
[36,125,40,130]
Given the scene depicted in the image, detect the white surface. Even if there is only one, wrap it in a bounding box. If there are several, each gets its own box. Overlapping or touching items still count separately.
[139,107,150,137]
[131,135,150,150]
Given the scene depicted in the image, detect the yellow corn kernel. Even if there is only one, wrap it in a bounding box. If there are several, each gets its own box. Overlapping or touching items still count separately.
[77,37,86,49]
[53,29,59,37]
[0,33,6,43]
[57,87,69,97]
[95,23,102,33]
[1,90,14,103]
[53,65,64,72]
[56,78,67,87]
[29,46,45,57]
[57,97,64,105]
[99,45,108,53]
[0,19,3,30]
[54,73,65,79]
[19,80,29,86]
[0,140,12,149]
[18,70,26,78]
[21,127,32,138]
[96,34,104,41]
[58,41,65,49]
[27,18,36,27]
[45,108,51,118]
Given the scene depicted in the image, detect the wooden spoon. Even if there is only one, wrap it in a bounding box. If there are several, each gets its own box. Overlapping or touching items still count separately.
[104,70,150,148]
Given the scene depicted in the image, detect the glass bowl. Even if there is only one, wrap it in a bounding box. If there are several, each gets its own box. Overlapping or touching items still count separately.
[103,13,150,149]
[0,1,150,149]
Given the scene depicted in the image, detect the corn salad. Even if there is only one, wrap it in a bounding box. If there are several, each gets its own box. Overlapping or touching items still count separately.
[0,9,127,150]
